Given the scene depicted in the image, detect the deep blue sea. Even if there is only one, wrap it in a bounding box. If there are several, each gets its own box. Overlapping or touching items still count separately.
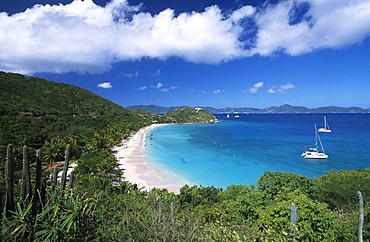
[146,114,370,189]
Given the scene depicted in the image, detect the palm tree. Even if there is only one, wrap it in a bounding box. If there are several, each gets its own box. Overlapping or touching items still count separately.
[43,137,66,167]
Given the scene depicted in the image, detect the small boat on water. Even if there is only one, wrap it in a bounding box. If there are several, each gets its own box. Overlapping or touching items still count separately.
[302,124,328,159]
[226,114,230,119]
[318,116,331,133]
[234,115,239,118]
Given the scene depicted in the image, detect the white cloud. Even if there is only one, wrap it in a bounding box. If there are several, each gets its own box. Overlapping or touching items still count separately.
[136,86,147,91]
[150,82,177,92]
[267,88,276,94]
[0,0,250,74]
[151,82,163,89]
[97,82,112,89]
[249,81,263,94]
[230,5,255,22]
[252,0,370,56]
[213,89,225,94]
[278,82,296,94]
[158,86,177,92]
[280,82,295,90]
[1,0,370,74]
[267,82,296,94]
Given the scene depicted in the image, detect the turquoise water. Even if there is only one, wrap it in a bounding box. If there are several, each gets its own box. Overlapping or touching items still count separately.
[146,114,370,188]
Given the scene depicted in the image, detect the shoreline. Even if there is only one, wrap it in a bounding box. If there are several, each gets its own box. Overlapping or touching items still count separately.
[113,124,189,194]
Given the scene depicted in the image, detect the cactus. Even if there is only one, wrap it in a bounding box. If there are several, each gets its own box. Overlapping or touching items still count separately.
[60,144,71,191]
[40,179,46,208]
[69,170,74,188]
[20,145,32,204]
[0,190,2,218]
[52,167,58,191]
[32,149,42,216]
[4,144,15,217]
[290,202,297,236]
[358,191,364,242]
[2,143,79,241]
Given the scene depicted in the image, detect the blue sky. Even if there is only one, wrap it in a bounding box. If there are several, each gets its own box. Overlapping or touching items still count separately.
[1,0,370,108]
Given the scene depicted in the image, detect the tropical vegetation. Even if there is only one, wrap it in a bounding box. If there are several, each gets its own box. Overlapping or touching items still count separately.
[164,106,216,124]
[0,72,369,241]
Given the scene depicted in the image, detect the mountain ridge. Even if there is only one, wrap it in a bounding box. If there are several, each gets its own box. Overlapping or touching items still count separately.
[127,104,370,114]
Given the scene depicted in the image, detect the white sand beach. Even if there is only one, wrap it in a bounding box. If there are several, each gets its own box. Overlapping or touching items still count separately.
[113,124,189,194]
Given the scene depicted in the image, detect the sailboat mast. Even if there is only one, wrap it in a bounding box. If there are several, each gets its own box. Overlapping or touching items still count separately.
[314,124,318,150]
[318,133,325,154]
[315,123,326,154]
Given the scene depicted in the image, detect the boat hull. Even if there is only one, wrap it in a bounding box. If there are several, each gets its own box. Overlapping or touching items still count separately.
[301,151,328,159]
[318,128,331,133]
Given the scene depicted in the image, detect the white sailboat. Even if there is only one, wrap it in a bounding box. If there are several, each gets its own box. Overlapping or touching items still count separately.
[302,124,328,159]
[226,114,230,119]
[318,116,331,133]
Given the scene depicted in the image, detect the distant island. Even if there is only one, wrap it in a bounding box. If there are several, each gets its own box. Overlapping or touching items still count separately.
[127,104,370,114]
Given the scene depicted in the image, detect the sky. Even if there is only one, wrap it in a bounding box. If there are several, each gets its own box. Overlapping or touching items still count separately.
[1,0,370,109]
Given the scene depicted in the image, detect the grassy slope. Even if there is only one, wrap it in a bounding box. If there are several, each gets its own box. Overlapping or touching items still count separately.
[0,72,140,149]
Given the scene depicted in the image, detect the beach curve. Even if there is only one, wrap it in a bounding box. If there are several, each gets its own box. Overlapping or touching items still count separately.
[113,124,189,194]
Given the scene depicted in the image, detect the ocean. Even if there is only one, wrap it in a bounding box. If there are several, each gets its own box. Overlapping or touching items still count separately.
[146,114,370,189]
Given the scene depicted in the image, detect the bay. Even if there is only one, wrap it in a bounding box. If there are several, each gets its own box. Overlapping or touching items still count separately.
[146,114,370,189]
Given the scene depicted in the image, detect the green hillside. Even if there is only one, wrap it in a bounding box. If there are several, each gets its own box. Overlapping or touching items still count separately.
[128,108,158,119]
[164,106,216,124]
[0,72,369,241]
[0,72,143,150]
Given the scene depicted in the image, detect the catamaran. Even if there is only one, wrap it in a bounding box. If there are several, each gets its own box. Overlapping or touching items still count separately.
[318,116,331,133]
[302,124,328,159]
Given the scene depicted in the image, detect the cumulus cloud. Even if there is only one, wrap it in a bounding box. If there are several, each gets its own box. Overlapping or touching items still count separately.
[249,81,263,94]
[97,82,112,89]
[230,5,255,22]
[252,0,370,56]
[1,0,370,74]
